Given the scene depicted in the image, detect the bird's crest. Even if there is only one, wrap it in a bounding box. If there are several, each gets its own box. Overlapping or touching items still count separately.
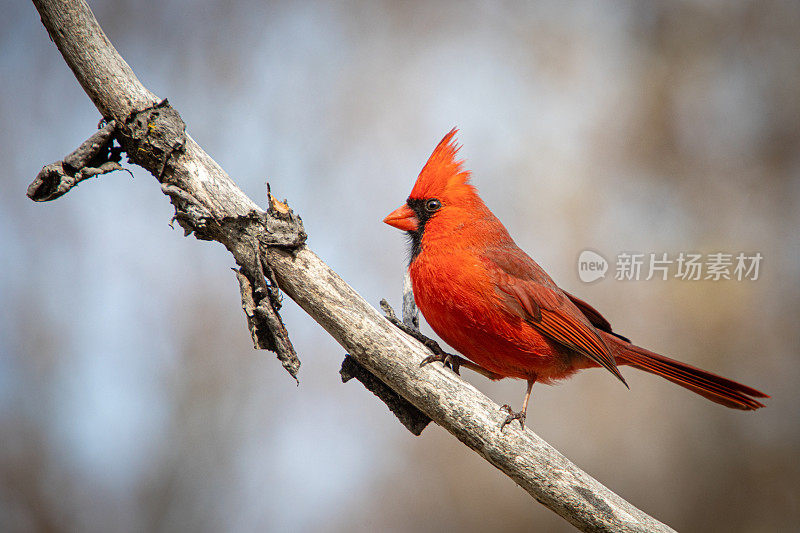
[409,128,475,202]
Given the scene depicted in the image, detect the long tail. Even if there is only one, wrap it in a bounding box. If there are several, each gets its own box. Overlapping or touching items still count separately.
[601,333,769,410]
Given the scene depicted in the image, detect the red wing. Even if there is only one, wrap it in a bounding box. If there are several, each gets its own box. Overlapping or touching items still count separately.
[562,291,611,331]
[487,255,627,385]
[563,291,630,343]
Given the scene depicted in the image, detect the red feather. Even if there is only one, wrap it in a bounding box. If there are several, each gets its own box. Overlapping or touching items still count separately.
[385,129,768,417]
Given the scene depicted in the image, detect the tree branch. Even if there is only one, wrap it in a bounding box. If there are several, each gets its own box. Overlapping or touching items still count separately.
[27,120,125,201]
[28,1,675,531]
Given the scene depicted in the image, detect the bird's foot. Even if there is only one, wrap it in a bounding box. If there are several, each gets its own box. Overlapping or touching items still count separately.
[500,405,526,430]
[420,352,461,374]
[380,299,462,374]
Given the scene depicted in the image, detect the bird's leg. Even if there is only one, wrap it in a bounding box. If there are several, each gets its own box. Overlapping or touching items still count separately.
[501,378,536,430]
[379,299,500,379]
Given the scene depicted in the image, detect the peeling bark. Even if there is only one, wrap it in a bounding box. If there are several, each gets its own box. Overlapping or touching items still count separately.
[27,120,124,201]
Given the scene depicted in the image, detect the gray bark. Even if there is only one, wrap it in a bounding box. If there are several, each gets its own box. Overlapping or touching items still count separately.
[27,120,123,201]
[28,0,675,531]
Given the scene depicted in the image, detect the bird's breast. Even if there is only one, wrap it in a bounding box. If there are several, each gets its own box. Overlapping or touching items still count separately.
[408,249,573,381]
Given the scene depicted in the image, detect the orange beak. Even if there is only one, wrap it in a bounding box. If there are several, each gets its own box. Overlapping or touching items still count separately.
[383,204,419,232]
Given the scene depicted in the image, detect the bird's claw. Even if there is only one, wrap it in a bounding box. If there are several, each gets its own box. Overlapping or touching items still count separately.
[382,299,463,375]
[420,352,461,375]
[500,404,526,430]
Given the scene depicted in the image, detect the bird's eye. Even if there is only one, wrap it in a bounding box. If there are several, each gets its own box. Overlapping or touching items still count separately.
[425,198,441,213]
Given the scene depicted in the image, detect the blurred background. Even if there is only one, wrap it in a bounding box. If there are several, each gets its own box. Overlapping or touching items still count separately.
[1,1,798,531]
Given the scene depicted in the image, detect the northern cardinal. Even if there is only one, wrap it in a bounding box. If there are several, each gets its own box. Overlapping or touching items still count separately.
[384,129,768,428]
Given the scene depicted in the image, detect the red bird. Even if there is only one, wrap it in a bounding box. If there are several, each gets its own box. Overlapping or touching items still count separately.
[384,129,768,428]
